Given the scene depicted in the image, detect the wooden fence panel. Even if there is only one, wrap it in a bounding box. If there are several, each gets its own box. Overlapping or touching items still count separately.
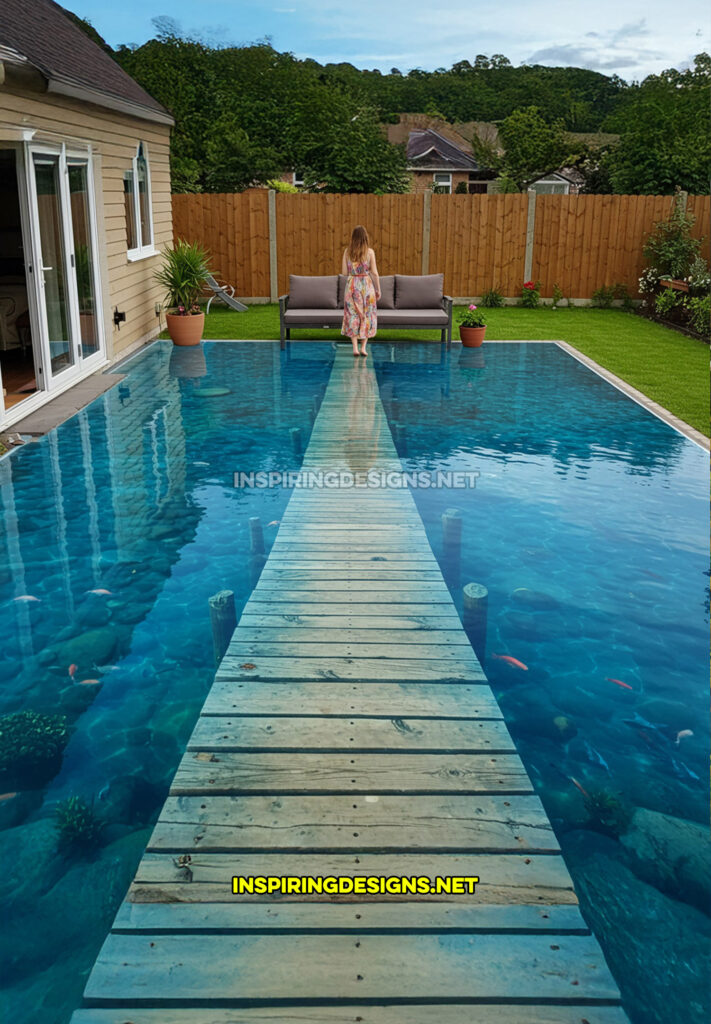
[429,193,528,296]
[274,193,422,295]
[172,192,710,301]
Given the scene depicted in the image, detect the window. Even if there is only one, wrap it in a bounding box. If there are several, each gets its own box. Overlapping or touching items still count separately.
[124,142,155,259]
[433,173,452,194]
[292,170,305,188]
[532,179,570,195]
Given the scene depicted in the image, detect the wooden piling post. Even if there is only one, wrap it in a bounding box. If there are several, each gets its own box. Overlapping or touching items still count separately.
[392,422,407,455]
[249,516,264,555]
[442,508,462,550]
[290,426,303,456]
[208,590,236,666]
[462,582,488,662]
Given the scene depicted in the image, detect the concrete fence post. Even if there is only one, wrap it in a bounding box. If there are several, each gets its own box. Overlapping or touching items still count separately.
[268,189,278,303]
[524,188,537,283]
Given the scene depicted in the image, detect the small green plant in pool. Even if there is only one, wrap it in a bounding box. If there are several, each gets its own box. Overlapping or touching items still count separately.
[0,711,69,786]
[54,796,102,850]
[583,787,632,838]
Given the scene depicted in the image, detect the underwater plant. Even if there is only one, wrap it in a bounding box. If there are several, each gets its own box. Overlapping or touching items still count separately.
[54,796,102,850]
[0,711,69,786]
[583,787,633,839]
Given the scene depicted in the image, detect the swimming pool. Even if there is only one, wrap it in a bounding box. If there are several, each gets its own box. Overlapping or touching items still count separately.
[0,339,708,1024]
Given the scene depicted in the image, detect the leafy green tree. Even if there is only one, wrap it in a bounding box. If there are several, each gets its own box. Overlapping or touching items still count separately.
[302,106,410,194]
[491,107,568,190]
[603,54,711,194]
[204,117,282,192]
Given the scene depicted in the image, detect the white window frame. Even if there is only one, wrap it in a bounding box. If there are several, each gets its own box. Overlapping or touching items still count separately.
[532,178,570,195]
[126,141,157,261]
[292,170,305,187]
[433,172,452,194]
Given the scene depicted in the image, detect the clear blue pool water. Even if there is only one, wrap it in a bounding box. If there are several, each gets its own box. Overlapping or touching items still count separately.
[0,339,708,1024]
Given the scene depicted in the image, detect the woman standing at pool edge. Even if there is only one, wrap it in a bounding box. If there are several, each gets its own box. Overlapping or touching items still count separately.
[341,226,380,356]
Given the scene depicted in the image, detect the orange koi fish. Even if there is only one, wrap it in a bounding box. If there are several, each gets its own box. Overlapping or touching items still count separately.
[606,677,633,690]
[493,654,529,671]
[570,777,590,799]
[13,595,40,602]
[68,664,78,678]
[77,679,101,686]
[86,588,112,596]
[0,792,18,802]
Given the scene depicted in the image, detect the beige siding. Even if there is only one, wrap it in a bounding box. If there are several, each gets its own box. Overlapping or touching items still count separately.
[0,87,172,361]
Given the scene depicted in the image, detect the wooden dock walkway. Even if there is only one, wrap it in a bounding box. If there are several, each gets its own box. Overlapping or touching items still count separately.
[72,349,628,1023]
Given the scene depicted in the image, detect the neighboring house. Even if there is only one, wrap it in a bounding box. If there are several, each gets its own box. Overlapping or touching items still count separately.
[405,128,494,194]
[528,168,584,195]
[0,0,173,430]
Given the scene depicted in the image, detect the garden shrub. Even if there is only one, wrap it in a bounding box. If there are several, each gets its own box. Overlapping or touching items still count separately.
[643,191,702,279]
[520,280,541,308]
[686,295,711,338]
[481,287,504,307]
[654,288,684,317]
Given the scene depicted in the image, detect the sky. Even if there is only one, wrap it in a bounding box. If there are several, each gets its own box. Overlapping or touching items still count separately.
[65,0,710,81]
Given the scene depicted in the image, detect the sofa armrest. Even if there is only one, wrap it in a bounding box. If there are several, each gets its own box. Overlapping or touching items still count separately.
[279,294,289,314]
[442,295,453,311]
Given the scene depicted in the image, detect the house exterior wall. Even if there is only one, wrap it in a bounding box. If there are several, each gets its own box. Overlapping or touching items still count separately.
[0,87,172,364]
[410,171,481,194]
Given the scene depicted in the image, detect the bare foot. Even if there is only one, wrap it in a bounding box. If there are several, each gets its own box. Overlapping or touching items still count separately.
[359,347,368,357]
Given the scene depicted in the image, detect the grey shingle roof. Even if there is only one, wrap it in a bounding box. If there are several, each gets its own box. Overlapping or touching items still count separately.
[407,129,480,171]
[0,0,171,121]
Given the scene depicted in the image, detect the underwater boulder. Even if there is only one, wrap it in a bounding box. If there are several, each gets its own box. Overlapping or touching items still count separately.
[621,807,711,911]
[57,628,118,670]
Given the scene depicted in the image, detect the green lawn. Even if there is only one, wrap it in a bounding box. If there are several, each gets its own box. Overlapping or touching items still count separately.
[162,305,709,436]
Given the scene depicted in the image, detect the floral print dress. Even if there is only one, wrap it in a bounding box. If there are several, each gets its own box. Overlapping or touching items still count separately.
[341,256,377,340]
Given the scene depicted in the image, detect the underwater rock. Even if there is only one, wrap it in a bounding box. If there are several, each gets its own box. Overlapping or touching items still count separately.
[620,807,711,912]
[98,774,163,825]
[57,628,118,670]
[0,817,66,909]
[74,602,112,629]
[552,714,577,741]
[113,604,152,626]
[511,587,560,610]
[562,828,711,1024]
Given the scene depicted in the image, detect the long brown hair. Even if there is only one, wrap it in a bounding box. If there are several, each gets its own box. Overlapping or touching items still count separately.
[347,225,369,264]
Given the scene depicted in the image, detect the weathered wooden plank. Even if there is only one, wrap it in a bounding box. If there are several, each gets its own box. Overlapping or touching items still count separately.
[73,1006,630,1024]
[245,588,455,603]
[252,579,452,593]
[148,794,558,852]
[188,716,513,752]
[111,901,587,933]
[267,552,438,563]
[258,570,446,581]
[217,656,485,682]
[224,641,481,662]
[83,932,620,1003]
[238,612,462,629]
[133,850,577,904]
[231,628,471,646]
[170,752,531,795]
[241,603,460,617]
[201,682,498,717]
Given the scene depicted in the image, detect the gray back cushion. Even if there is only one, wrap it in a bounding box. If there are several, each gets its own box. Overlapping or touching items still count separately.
[289,275,339,309]
[395,273,444,309]
[377,275,395,309]
[337,274,347,306]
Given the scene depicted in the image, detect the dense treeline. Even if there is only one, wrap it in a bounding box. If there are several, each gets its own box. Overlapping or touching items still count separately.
[102,23,710,196]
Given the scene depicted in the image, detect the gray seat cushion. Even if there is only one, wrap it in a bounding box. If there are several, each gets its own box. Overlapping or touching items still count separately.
[289,275,339,309]
[395,273,444,309]
[284,308,343,326]
[377,308,448,326]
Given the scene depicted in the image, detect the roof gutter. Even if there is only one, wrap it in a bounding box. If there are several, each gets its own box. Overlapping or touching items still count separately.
[46,76,174,126]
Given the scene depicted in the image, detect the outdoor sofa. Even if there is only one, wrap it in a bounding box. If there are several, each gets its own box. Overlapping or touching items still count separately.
[279,273,453,347]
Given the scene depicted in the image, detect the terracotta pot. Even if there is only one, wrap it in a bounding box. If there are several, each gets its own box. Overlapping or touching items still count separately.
[459,325,486,347]
[659,279,689,293]
[166,312,204,346]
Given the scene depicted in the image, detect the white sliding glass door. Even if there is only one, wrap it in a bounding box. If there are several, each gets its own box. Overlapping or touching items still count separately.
[25,143,104,388]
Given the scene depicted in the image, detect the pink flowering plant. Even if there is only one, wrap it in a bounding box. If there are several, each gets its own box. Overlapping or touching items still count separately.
[520,279,541,308]
[459,303,487,328]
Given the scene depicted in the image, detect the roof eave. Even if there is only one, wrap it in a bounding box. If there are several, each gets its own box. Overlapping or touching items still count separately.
[46,75,174,126]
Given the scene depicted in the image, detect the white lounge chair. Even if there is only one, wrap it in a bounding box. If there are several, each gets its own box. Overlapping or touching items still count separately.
[206,275,248,314]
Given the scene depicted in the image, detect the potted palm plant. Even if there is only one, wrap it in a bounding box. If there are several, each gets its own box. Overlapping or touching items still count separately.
[459,304,487,347]
[156,240,212,346]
